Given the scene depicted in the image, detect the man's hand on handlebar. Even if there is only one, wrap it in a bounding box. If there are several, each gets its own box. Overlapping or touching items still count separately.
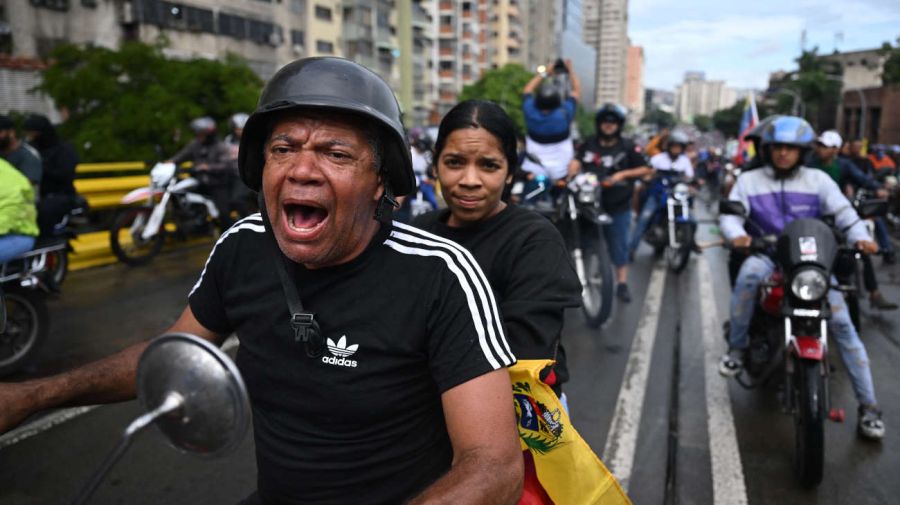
[732,235,753,249]
[856,240,879,255]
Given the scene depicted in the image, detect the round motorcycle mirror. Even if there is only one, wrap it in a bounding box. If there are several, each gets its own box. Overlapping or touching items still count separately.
[136,333,251,457]
[70,334,250,505]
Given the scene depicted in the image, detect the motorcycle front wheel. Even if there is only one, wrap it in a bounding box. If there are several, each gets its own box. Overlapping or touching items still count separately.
[794,359,825,487]
[0,287,49,377]
[580,244,615,328]
[666,222,693,273]
[110,206,166,266]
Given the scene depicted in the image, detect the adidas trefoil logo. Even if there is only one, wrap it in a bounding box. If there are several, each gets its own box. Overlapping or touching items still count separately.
[322,335,359,368]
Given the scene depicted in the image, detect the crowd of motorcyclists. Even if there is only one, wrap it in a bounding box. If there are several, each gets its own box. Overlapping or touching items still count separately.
[2,53,900,502]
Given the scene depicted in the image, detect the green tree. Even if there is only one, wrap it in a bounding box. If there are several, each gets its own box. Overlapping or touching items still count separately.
[574,104,595,138]
[693,114,713,132]
[38,41,263,162]
[767,47,842,130]
[641,107,676,129]
[880,37,900,86]
[458,63,533,134]
[712,101,745,136]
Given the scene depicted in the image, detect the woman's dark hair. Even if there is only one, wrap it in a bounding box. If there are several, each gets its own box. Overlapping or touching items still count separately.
[433,100,519,176]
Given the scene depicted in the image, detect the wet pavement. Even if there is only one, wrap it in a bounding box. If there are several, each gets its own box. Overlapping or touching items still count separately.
[1,209,899,504]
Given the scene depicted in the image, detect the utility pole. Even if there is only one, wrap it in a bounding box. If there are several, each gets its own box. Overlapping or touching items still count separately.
[397,0,414,128]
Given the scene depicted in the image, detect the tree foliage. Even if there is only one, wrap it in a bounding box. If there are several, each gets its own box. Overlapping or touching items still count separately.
[768,47,842,130]
[712,101,745,136]
[641,107,676,129]
[574,104,595,139]
[459,63,533,134]
[881,37,900,86]
[693,114,713,132]
[38,41,263,162]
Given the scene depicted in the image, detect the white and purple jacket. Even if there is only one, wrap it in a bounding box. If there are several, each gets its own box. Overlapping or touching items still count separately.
[720,166,870,245]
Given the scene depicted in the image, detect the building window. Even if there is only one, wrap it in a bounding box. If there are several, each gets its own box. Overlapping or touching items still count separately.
[219,13,248,40]
[185,6,215,33]
[30,0,70,11]
[316,40,334,53]
[315,5,332,21]
[290,0,306,15]
[291,29,305,47]
[248,19,281,46]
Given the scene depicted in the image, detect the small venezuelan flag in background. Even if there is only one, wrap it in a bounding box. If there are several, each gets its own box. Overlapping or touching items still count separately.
[734,93,759,166]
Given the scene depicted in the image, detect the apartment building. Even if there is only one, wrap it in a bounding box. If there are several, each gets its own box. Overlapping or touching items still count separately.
[524,0,560,72]
[584,0,628,107]
[674,71,737,121]
[624,44,644,120]
[488,0,525,68]
[2,0,341,77]
[434,0,491,119]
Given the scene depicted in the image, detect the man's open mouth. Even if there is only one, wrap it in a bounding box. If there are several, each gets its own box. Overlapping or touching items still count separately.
[284,203,329,233]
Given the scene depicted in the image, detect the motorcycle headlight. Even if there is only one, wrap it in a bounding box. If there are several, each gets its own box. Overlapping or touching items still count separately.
[673,182,690,201]
[578,186,597,204]
[790,268,828,301]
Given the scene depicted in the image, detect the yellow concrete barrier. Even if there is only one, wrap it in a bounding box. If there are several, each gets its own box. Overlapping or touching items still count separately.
[68,161,204,271]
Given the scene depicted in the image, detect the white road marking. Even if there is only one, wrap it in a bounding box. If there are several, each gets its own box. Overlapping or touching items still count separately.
[602,262,667,492]
[698,256,749,505]
[0,335,240,450]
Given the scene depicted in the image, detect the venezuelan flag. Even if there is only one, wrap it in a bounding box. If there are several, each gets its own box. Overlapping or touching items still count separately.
[734,93,759,166]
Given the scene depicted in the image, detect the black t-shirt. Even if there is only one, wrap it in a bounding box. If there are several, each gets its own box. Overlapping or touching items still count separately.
[36,141,78,197]
[413,205,581,387]
[575,136,646,213]
[189,216,514,504]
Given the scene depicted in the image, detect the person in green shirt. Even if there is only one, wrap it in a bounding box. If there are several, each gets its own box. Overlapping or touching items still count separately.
[0,158,39,263]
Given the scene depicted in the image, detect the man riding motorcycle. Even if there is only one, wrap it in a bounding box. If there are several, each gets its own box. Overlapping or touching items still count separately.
[717,116,885,441]
[628,130,696,259]
[568,103,651,302]
[168,116,236,228]
[806,130,897,310]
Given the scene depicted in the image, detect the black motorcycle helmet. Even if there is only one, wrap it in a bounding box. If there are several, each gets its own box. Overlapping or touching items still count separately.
[595,103,627,139]
[238,57,415,197]
[535,79,563,110]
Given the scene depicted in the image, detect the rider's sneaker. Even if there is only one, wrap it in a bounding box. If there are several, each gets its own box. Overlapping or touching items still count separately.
[858,404,885,441]
[870,291,899,311]
[691,241,703,254]
[616,283,632,303]
[718,349,743,378]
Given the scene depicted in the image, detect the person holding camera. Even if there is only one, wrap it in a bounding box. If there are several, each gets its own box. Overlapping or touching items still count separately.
[520,59,581,182]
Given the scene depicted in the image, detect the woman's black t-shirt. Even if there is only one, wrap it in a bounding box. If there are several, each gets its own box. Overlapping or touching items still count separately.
[189,215,514,504]
[413,205,581,387]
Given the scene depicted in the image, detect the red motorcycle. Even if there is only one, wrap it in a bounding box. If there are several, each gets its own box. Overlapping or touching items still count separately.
[719,200,883,487]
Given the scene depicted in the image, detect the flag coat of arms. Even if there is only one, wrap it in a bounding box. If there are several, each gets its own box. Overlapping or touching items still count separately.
[510,359,631,505]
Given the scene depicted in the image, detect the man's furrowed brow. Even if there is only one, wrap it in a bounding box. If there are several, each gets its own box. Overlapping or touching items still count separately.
[267,133,295,146]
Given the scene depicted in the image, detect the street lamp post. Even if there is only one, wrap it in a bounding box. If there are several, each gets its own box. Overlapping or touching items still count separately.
[770,87,805,117]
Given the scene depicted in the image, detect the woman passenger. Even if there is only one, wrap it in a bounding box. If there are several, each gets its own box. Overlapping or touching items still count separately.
[412,100,581,402]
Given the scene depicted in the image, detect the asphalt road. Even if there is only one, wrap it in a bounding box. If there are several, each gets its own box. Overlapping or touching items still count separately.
[1,208,899,505]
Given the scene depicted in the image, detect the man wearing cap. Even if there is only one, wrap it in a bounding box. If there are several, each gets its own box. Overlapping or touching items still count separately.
[806,130,897,310]
[0,58,523,504]
[0,114,42,189]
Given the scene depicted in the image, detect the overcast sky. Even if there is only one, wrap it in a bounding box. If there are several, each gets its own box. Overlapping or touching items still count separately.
[628,0,900,91]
